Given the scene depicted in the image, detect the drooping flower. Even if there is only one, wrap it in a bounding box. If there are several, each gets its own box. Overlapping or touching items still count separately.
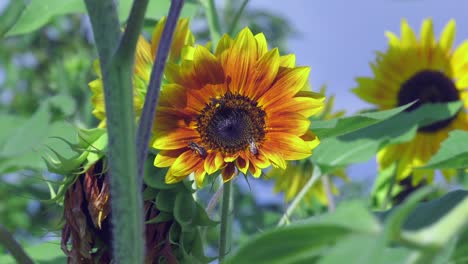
[353,18,468,184]
[269,89,348,205]
[152,27,325,186]
[89,17,195,127]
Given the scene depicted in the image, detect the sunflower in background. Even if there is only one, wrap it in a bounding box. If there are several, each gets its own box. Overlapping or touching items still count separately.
[269,88,348,206]
[152,28,325,186]
[353,18,468,185]
[89,17,195,127]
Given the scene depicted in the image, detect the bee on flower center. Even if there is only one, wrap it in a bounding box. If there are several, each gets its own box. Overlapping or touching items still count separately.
[188,142,207,158]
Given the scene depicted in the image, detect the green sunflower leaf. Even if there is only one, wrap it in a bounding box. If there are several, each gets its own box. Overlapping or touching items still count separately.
[6,0,200,36]
[312,102,462,173]
[45,94,77,117]
[156,190,176,213]
[227,202,378,264]
[226,223,350,264]
[379,189,468,248]
[143,163,175,190]
[174,192,197,227]
[317,234,412,264]
[146,211,173,224]
[311,102,413,138]
[418,130,468,170]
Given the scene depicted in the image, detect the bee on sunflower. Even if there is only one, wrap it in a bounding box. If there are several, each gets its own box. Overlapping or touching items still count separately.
[152,27,325,187]
[353,18,468,185]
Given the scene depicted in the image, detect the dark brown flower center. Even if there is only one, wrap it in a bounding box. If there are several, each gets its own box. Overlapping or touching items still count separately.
[397,70,460,132]
[196,92,266,154]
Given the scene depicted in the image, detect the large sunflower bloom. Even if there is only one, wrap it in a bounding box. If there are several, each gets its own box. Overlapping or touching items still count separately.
[89,17,195,127]
[153,28,325,186]
[353,18,468,184]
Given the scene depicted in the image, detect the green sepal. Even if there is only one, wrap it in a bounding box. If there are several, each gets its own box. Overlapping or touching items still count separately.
[143,162,175,190]
[155,190,177,213]
[145,211,173,224]
[143,187,159,201]
[174,191,197,227]
[193,203,218,227]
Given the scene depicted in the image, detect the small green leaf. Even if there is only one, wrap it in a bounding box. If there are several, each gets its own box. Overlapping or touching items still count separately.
[174,192,196,226]
[144,161,175,190]
[193,203,217,227]
[146,211,173,224]
[143,187,158,201]
[169,223,182,244]
[156,190,176,212]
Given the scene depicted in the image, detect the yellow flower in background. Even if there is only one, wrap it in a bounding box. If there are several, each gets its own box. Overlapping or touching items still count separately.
[270,160,347,205]
[152,28,325,186]
[269,89,348,205]
[353,18,468,184]
[89,17,195,127]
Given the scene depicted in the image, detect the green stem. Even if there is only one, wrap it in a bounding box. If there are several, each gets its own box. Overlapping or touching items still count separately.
[136,0,184,181]
[0,225,33,264]
[219,180,232,262]
[117,0,150,62]
[200,0,222,46]
[84,0,149,262]
[277,165,322,227]
[381,169,398,210]
[321,174,335,212]
[227,0,249,35]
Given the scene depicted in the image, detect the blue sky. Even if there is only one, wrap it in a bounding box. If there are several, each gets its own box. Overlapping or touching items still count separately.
[253,0,468,113]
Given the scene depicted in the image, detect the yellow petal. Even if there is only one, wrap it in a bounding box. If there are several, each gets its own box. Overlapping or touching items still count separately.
[267,112,311,135]
[223,27,257,93]
[259,66,310,108]
[215,34,234,56]
[222,162,237,182]
[385,31,400,47]
[400,19,417,47]
[204,152,219,175]
[440,19,456,53]
[279,54,296,68]
[246,48,280,99]
[420,19,435,48]
[193,45,225,85]
[170,150,203,177]
[254,33,268,58]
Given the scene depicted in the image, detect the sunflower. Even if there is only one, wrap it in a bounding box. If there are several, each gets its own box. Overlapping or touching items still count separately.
[353,18,468,184]
[89,17,195,127]
[269,89,348,205]
[152,28,325,186]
